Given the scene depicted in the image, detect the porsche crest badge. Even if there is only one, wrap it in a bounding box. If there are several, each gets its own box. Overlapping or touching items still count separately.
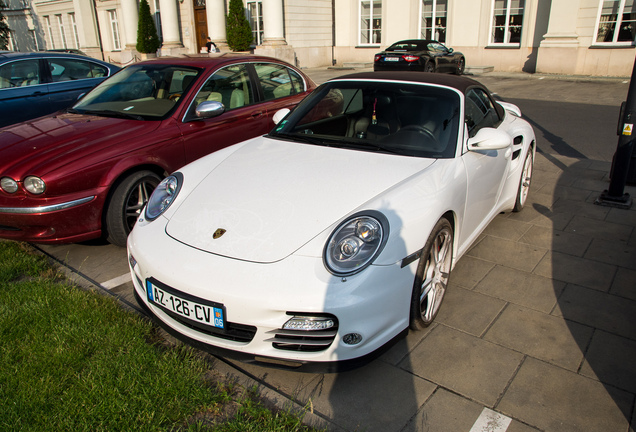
[213,228,226,239]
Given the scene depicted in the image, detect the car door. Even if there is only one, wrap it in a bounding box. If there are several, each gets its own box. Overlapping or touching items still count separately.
[431,42,451,72]
[459,87,511,245]
[179,63,269,163]
[45,57,111,113]
[0,59,50,127]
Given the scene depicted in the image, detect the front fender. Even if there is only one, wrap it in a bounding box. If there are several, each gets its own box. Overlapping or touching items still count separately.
[294,158,467,268]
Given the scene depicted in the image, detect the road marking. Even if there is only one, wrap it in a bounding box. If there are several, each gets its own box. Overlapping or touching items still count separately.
[469,408,512,432]
[101,273,132,290]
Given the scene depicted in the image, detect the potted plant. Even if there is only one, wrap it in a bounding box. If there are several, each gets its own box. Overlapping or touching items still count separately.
[226,0,253,52]
[0,1,11,50]
[136,0,160,58]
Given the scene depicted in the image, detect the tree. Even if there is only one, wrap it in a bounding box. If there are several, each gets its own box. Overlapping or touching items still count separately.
[226,0,253,52]
[0,1,11,50]
[136,0,160,54]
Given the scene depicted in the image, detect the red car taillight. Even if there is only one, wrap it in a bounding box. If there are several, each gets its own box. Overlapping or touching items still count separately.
[374,55,382,61]
[402,55,419,62]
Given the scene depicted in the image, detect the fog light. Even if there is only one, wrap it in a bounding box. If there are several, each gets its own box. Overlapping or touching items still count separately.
[343,333,362,345]
[283,316,335,331]
[128,254,137,269]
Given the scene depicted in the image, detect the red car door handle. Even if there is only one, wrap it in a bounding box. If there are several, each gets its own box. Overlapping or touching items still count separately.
[251,111,264,118]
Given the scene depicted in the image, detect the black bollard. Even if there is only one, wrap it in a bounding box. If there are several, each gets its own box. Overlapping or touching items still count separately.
[595,57,636,209]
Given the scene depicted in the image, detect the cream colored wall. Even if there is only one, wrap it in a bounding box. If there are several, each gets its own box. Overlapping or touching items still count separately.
[448,0,486,47]
[28,0,636,76]
[282,0,333,66]
[536,0,635,76]
[178,1,198,55]
[33,0,75,51]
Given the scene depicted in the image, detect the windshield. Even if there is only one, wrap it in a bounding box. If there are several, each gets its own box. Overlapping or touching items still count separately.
[72,64,202,120]
[387,41,427,51]
[270,81,460,158]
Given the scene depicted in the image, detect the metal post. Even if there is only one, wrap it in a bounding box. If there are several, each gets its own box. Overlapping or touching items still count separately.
[595,56,635,209]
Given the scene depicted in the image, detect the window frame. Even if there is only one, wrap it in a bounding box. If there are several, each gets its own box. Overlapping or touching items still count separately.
[464,87,502,138]
[253,63,304,102]
[108,9,121,51]
[593,0,636,46]
[44,15,56,50]
[419,0,448,43]
[488,0,525,47]
[358,0,382,46]
[247,1,264,46]
[69,13,81,50]
[56,14,68,49]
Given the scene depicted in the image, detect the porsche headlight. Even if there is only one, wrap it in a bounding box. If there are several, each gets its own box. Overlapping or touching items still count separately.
[145,173,182,221]
[324,211,389,276]
[24,176,46,194]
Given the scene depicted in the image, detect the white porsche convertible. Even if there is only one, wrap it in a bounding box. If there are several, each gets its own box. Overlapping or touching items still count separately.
[128,72,535,371]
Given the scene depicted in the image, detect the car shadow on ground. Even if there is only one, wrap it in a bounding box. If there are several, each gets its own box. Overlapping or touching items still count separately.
[503,98,636,430]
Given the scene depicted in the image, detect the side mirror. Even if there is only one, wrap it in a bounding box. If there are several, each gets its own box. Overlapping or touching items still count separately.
[448,48,454,53]
[273,108,290,125]
[467,128,511,151]
[195,101,225,119]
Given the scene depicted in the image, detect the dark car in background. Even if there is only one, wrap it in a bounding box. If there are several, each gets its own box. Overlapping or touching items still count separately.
[373,40,465,74]
[0,54,316,247]
[0,52,120,127]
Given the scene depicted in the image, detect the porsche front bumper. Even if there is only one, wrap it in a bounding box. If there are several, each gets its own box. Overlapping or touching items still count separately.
[127,217,416,370]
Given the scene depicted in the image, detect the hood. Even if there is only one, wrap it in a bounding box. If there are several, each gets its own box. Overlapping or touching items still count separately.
[0,113,160,177]
[166,137,435,263]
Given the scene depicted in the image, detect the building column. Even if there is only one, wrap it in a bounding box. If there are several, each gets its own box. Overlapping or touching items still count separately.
[158,0,183,49]
[262,0,286,45]
[121,0,139,50]
[536,0,581,74]
[72,0,101,58]
[206,0,227,47]
[254,0,295,64]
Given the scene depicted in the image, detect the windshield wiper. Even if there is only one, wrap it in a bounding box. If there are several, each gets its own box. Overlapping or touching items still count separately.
[74,109,145,121]
[270,132,330,147]
[343,140,404,155]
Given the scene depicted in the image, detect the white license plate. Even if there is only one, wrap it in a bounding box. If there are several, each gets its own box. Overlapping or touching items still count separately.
[146,279,225,329]
[385,57,400,62]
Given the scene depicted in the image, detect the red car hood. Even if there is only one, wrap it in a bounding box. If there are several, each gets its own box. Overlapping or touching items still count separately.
[0,112,161,178]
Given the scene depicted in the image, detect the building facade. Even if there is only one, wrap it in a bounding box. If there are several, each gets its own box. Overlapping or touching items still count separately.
[3,0,634,76]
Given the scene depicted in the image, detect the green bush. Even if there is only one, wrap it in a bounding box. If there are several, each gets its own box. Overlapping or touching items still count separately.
[136,0,160,54]
[0,1,10,51]
[226,0,253,52]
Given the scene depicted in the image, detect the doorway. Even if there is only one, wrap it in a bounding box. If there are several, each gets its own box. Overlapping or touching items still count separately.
[194,0,208,53]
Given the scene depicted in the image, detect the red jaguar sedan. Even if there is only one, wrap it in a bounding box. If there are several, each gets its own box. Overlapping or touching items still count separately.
[0,54,316,246]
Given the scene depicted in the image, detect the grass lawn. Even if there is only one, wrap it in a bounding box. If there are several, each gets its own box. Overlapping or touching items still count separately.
[0,241,317,431]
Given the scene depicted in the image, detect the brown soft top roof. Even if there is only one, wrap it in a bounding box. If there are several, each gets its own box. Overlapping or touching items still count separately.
[329,71,487,95]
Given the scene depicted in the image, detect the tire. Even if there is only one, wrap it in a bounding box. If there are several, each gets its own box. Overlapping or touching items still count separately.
[424,62,435,73]
[513,150,533,212]
[455,57,465,75]
[105,170,161,247]
[409,218,453,330]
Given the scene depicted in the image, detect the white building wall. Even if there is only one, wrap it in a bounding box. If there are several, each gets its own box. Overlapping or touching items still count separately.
[283,0,332,67]
[15,0,636,76]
